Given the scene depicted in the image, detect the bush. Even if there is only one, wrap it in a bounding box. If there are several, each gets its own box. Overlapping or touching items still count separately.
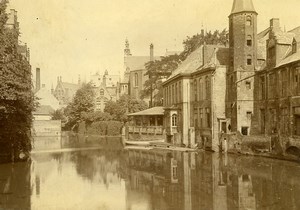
[87,121,123,136]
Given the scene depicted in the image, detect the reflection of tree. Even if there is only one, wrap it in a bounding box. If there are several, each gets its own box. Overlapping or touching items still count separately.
[0,162,31,209]
[69,148,125,188]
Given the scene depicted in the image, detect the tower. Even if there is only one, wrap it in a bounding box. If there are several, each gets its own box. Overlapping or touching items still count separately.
[227,0,257,135]
[124,38,132,57]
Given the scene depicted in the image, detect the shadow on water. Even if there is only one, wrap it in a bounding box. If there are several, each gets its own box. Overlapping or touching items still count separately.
[1,133,300,209]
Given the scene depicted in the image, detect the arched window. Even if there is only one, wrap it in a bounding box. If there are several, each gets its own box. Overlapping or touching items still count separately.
[100,89,104,95]
[247,55,252,65]
[172,114,177,127]
[246,16,252,26]
[134,73,138,87]
[247,35,252,46]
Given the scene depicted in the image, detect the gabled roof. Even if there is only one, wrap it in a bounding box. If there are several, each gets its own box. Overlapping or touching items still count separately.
[168,46,204,79]
[200,47,229,69]
[230,0,256,15]
[125,56,160,71]
[35,87,60,110]
[128,107,164,116]
[61,82,80,91]
[276,49,300,68]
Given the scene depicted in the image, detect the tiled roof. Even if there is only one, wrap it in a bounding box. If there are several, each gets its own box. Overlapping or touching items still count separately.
[202,47,229,68]
[125,56,160,71]
[257,28,270,61]
[168,46,204,79]
[33,105,54,115]
[230,0,256,15]
[276,50,300,68]
[274,31,294,45]
[128,106,164,116]
[61,82,80,91]
[168,45,228,80]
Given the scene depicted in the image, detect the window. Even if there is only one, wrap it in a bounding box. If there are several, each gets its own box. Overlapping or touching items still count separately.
[247,35,252,46]
[199,78,203,100]
[260,109,265,134]
[175,83,177,104]
[247,55,252,65]
[172,114,177,127]
[179,81,182,102]
[270,109,277,134]
[269,73,276,99]
[206,108,211,128]
[247,111,252,120]
[246,81,251,89]
[246,16,252,26]
[194,79,198,101]
[260,76,265,100]
[281,69,288,97]
[241,127,249,136]
[134,73,138,87]
[200,108,203,127]
[281,108,288,134]
[100,89,104,95]
[205,76,210,100]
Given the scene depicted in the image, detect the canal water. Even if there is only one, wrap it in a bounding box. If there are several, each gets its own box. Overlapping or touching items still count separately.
[1,134,300,210]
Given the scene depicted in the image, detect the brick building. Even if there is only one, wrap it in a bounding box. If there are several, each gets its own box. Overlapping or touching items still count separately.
[163,0,300,152]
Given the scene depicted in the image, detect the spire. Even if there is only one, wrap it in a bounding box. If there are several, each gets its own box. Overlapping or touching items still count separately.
[230,0,257,15]
[124,38,132,56]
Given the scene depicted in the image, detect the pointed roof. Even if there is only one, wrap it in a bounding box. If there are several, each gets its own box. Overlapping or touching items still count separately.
[230,0,257,15]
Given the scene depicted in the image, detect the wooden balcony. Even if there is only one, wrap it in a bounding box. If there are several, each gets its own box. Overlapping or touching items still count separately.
[128,126,164,135]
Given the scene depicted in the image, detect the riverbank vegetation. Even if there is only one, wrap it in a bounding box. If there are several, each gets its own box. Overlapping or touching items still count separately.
[60,84,147,135]
[0,0,35,161]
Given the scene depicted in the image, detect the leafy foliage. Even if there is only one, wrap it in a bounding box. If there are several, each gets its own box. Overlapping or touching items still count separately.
[142,29,228,105]
[104,94,148,122]
[65,83,95,130]
[0,0,35,160]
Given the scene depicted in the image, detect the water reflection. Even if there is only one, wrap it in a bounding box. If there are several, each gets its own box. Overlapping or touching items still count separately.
[1,137,300,209]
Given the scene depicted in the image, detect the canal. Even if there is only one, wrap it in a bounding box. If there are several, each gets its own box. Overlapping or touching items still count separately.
[1,134,300,210]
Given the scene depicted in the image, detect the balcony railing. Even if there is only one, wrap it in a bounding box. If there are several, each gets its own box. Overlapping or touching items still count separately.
[128,126,164,135]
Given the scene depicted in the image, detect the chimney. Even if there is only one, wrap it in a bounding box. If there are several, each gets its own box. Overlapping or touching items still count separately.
[60,76,62,82]
[270,18,281,32]
[150,43,154,62]
[36,68,41,91]
[78,75,81,85]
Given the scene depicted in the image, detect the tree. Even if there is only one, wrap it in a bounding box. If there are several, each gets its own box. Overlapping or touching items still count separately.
[66,83,95,129]
[0,0,35,161]
[104,95,148,122]
[142,29,228,105]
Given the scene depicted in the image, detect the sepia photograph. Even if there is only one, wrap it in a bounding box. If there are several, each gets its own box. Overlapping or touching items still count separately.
[1,0,300,209]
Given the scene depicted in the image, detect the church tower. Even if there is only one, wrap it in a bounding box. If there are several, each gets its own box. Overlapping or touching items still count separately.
[124,38,132,57]
[227,0,257,135]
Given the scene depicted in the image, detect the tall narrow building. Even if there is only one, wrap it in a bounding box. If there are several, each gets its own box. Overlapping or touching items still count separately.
[227,0,258,135]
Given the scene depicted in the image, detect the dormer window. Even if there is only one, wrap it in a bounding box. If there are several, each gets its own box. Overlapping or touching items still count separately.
[246,16,252,26]
[292,39,297,54]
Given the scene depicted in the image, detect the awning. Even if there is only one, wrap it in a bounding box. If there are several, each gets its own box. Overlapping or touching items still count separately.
[128,107,164,116]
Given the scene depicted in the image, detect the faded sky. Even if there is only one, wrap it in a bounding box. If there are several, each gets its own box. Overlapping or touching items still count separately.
[8,0,300,89]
